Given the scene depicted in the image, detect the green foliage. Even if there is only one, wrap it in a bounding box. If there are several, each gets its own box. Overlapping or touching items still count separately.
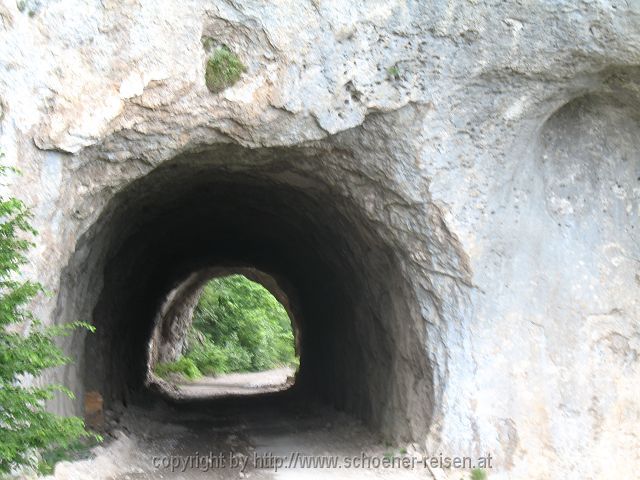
[37,436,101,475]
[471,468,487,480]
[204,45,246,93]
[0,158,96,475]
[185,331,252,375]
[191,275,297,373]
[183,333,228,374]
[155,357,202,380]
[387,65,400,80]
[168,274,297,377]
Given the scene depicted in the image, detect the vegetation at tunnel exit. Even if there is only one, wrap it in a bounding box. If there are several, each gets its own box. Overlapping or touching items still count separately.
[0,157,99,475]
[155,275,298,379]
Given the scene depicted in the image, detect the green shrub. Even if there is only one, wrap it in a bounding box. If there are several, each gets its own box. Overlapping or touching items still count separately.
[219,339,253,372]
[188,275,297,374]
[471,468,487,480]
[155,357,202,380]
[0,159,97,475]
[185,333,231,375]
[387,65,400,80]
[204,45,246,93]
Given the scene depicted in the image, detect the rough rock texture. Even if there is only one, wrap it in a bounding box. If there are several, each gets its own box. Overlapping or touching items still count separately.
[148,271,209,367]
[0,1,639,479]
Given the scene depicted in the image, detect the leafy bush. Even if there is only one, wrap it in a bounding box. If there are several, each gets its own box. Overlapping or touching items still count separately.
[204,45,246,93]
[471,468,487,480]
[0,161,97,474]
[190,275,297,374]
[183,333,230,374]
[155,357,202,380]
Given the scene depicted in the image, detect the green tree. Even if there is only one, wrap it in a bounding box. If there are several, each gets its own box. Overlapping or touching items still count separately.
[0,161,95,475]
[187,274,297,374]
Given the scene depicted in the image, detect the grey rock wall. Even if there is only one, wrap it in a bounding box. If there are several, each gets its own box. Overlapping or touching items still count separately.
[0,1,639,478]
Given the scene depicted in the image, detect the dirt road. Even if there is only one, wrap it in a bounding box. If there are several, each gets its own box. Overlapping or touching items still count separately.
[171,367,295,398]
[46,370,445,480]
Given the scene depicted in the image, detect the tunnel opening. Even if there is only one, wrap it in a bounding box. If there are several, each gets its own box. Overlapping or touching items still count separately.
[56,144,436,442]
[147,270,300,399]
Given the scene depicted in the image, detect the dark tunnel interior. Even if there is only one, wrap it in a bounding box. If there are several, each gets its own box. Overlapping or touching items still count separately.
[58,145,434,441]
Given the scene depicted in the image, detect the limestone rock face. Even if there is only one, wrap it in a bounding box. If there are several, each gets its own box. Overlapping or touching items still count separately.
[0,1,639,479]
[148,271,208,367]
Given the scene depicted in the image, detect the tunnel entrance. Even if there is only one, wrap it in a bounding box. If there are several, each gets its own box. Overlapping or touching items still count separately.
[56,144,436,443]
[147,271,300,399]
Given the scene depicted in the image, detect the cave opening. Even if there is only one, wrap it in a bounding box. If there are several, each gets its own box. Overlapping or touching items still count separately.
[56,144,435,442]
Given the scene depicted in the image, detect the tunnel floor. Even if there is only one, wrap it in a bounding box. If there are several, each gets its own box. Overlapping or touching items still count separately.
[150,367,296,400]
[57,392,428,480]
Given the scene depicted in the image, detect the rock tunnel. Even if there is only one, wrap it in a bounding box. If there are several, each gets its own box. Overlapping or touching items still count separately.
[55,144,437,442]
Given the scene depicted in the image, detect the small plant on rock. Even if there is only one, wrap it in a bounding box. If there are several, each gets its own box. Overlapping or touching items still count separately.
[471,468,487,480]
[387,64,400,80]
[204,45,246,93]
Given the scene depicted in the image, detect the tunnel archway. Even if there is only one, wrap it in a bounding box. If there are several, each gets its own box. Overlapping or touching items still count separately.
[57,144,436,441]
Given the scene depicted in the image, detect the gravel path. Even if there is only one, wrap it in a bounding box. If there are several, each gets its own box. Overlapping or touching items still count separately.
[45,390,440,480]
[172,367,295,398]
